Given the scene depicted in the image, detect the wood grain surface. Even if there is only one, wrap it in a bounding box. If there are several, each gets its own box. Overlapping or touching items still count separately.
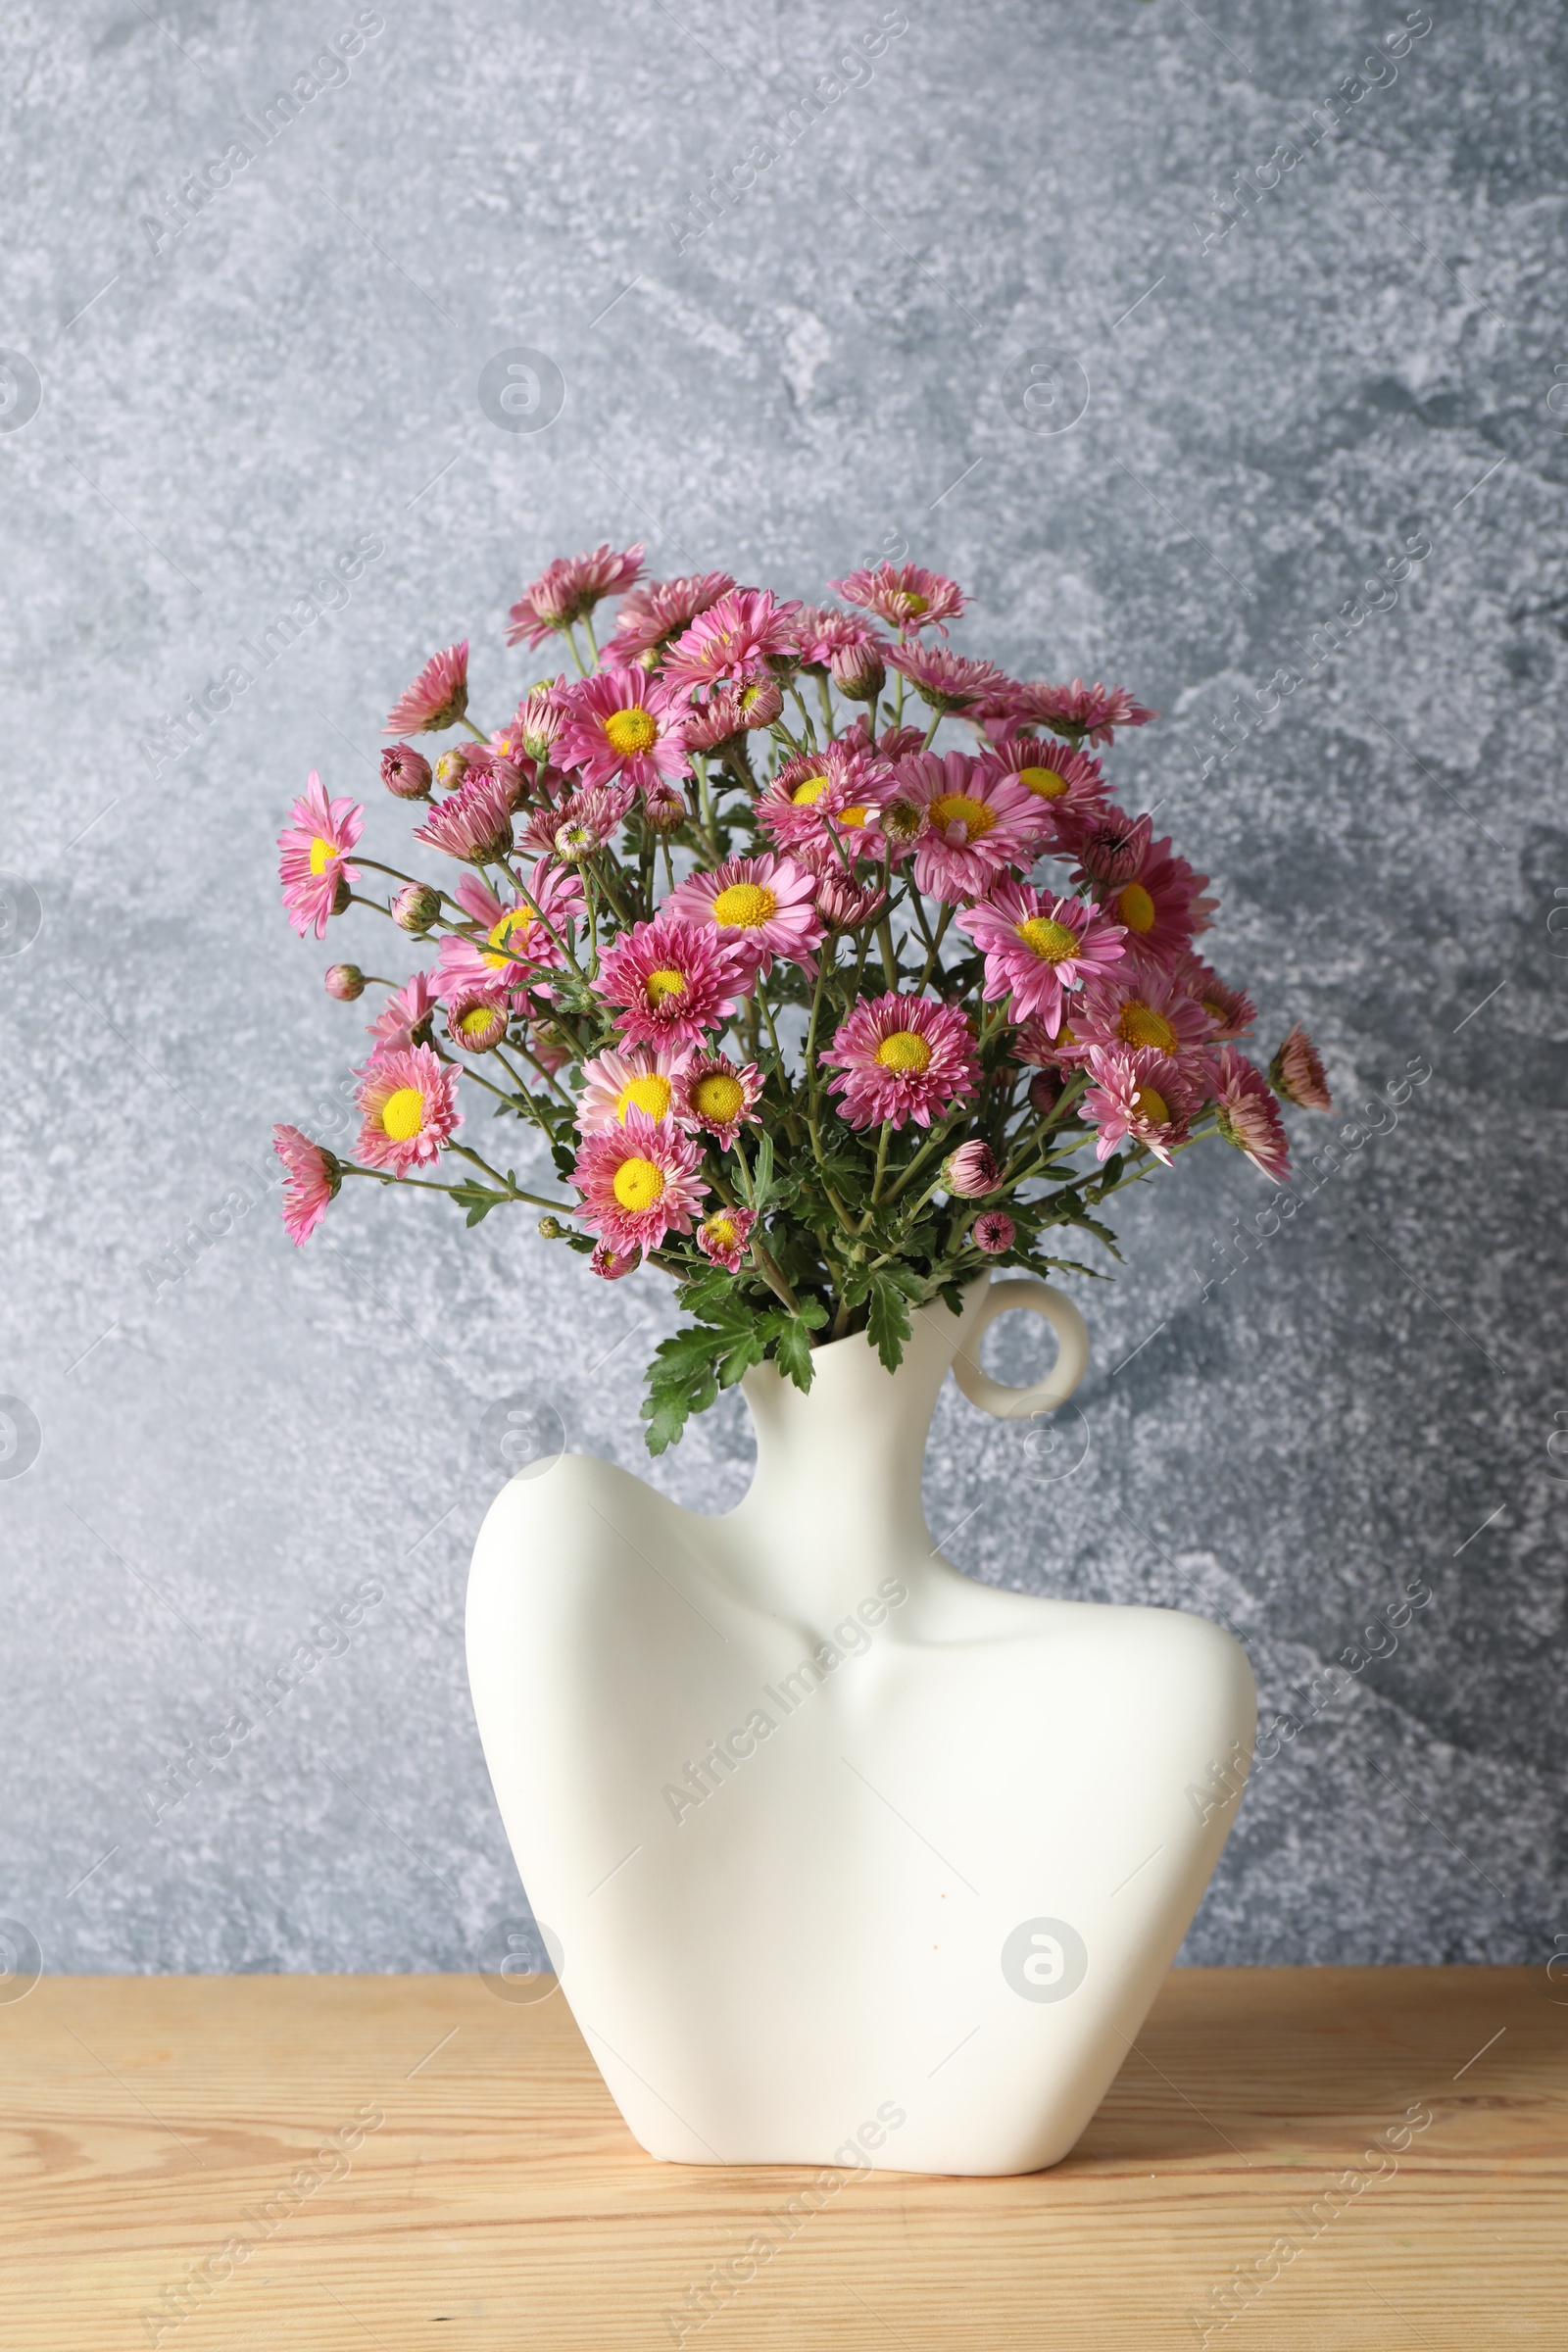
[1,1967,1562,2349]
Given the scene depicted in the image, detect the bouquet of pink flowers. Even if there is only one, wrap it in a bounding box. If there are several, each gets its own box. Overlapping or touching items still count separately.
[274,546,1332,1448]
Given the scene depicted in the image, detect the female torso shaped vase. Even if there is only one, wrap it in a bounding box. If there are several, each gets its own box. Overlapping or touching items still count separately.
[466,1274,1254,2177]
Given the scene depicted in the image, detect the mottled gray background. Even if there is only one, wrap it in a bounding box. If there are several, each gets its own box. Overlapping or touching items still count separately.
[2,0,1563,1980]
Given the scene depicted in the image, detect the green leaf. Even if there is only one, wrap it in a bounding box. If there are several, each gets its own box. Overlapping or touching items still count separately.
[752,1130,776,1213]
[865,1272,913,1372]
[772,1312,817,1392]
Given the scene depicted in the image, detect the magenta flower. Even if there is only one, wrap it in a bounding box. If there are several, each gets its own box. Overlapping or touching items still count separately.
[414,770,515,864]
[821,993,980,1132]
[597,914,748,1048]
[972,1210,1015,1255]
[829,562,966,636]
[354,1044,462,1174]
[661,588,802,698]
[368,970,440,1051]
[576,1042,694,1137]
[1003,677,1156,747]
[571,1107,708,1254]
[556,669,690,793]
[1067,811,1214,964]
[1176,954,1256,1043]
[505,544,646,650]
[754,740,891,858]
[272,1125,340,1245]
[1270,1022,1333,1111]
[696,1204,756,1272]
[519,780,635,864]
[1215,1048,1293,1180]
[437,864,583,997]
[680,679,780,751]
[943,1140,1002,1197]
[897,751,1045,906]
[1072,962,1214,1065]
[956,881,1126,1032]
[384,641,469,735]
[672,1052,761,1151]
[278,772,363,939]
[664,852,824,980]
[611,571,735,662]
[885,642,1008,713]
[987,733,1109,827]
[1081,1046,1197,1165]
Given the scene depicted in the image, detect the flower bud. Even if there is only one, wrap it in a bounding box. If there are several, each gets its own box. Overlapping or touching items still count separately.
[1028,1069,1060,1117]
[641,782,690,833]
[393,882,442,935]
[738,677,784,730]
[829,640,887,703]
[1269,1022,1333,1112]
[433,745,472,793]
[973,1209,1015,1255]
[537,1214,567,1240]
[815,870,887,930]
[942,1140,1002,1197]
[554,817,599,862]
[381,742,432,800]
[447,989,509,1054]
[324,963,365,1001]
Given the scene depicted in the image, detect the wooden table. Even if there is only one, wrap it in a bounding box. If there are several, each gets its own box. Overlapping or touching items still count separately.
[3,1967,1562,2349]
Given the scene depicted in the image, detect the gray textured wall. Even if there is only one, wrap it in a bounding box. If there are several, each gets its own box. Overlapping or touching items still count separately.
[2,0,1563,1980]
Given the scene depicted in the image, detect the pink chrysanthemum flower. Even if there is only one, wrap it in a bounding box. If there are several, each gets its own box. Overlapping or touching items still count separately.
[884,642,1008,713]
[696,1204,756,1272]
[799,851,888,931]
[446,986,511,1054]
[413,770,515,864]
[956,881,1126,1032]
[1067,811,1214,962]
[384,642,469,735]
[1013,1010,1091,1069]
[571,1108,708,1253]
[829,563,966,636]
[1215,1047,1293,1180]
[672,1052,761,1151]
[1270,1022,1333,1112]
[590,1241,642,1280]
[272,1125,341,1245]
[368,969,441,1051]
[896,751,1045,905]
[1072,962,1214,1065]
[972,1209,1015,1255]
[661,588,802,698]
[987,733,1109,828]
[611,571,735,662]
[993,678,1157,747]
[520,780,635,864]
[664,852,824,980]
[576,1042,694,1137]
[502,676,572,765]
[437,864,583,999]
[678,680,779,752]
[754,740,891,858]
[1175,954,1256,1043]
[555,669,691,793]
[792,606,887,667]
[277,772,363,939]
[505,544,646,650]
[597,914,748,1047]
[943,1139,1002,1197]
[1081,1046,1196,1165]
[354,1044,462,1174]
[821,993,980,1132]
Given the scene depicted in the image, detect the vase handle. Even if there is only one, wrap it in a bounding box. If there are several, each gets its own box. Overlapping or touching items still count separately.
[950,1278,1090,1421]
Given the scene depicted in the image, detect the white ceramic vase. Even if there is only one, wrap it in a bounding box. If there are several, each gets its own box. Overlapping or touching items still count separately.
[466,1274,1254,2177]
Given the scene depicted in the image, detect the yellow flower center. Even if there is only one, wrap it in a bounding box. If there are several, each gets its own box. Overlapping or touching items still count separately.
[902,591,929,613]
[874,1030,932,1074]
[792,775,832,805]
[1201,996,1226,1025]
[839,806,869,827]
[380,1087,425,1141]
[458,1006,498,1041]
[484,907,533,966]
[1118,1003,1177,1054]
[617,1074,672,1120]
[693,1072,745,1123]
[309,837,337,876]
[927,793,996,843]
[1116,881,1156,934]
[604,707,658,756]
[1017,764,1068,800]
[1132,1085,1170,1125]
[711,882,777,929]
[1015,916,1080,963]
[645,968,687,1004]
[1056,1020,1078,1049]
[612,1155,665,1211]
[706,1212,741,1250]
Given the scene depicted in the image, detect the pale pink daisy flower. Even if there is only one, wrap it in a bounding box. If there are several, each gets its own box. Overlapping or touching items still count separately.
[1215,1048,1293,1180]
[821,993,980,1132]
[1072,962,1214,1065]
[571,1108,708,1254]
[942,1140,1002,1197]
[897,751,1045,905]
[661,588,802,698]
[611,571,735,662]
[672,1052,761,1150]
[987,733,1109,826]
[520,780,636,864]
[1175,954,1256,1043]
[436,863,583,997]
[576,1042,694,1137]
[505,544,646,650]
[829,562,966,636]
[664,852,824,980]
[413,770,515,864]
[597,914,748,1048]
[792,607,886,666]
[1009,678,1156,747]
[446,986,511,1054]
[972,1209,1015,1254]
[679,680,781,752]
[272,1125,341,1245]
[384,641,469,735]
[368,969,441,1051]
[956,882,1126,1032]
[696,1204,756,1271]
[885,642,1008,713]
[754,740,891,858]
[555,669,691,793]
[278,772,363,939]
[354,1044,462,1174]
[1081,1046,1197,1165]
[1270,1022,1333,1112]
